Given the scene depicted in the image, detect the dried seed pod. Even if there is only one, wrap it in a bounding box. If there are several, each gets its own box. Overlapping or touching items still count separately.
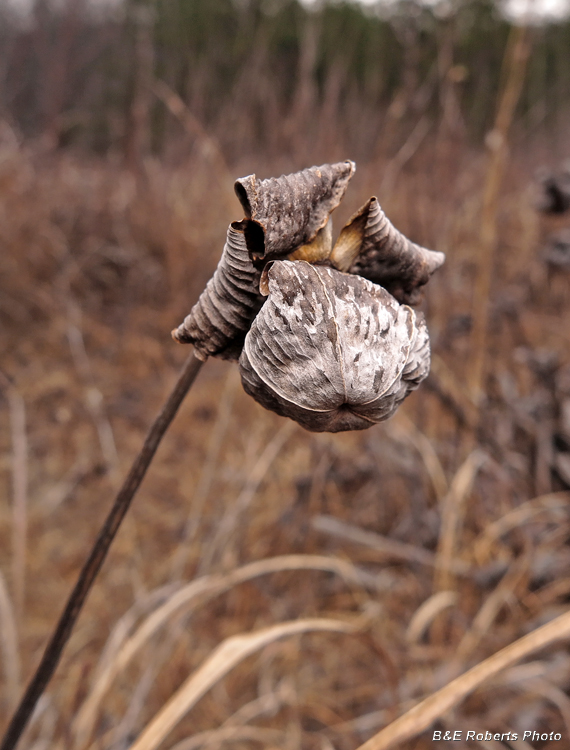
[330,197,445,305]
[234,161,355,261]
[172,223,263,361]
[239,260,430,433]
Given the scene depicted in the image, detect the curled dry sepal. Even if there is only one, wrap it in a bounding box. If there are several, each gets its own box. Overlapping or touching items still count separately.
[172,161,444,433]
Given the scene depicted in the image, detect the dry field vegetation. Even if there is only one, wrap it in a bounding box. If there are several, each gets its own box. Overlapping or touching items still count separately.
[1,9,570,750]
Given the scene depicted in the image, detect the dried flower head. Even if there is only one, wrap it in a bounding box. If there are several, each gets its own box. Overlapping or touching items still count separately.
[173,161,444,432]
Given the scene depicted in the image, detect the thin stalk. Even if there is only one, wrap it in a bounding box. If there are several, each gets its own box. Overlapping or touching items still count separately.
[0,373,29,629]
[0,351,205,750]
[468,24,531,403]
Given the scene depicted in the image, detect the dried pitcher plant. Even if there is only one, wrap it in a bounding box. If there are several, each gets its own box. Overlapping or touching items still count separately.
[1,160,445,749]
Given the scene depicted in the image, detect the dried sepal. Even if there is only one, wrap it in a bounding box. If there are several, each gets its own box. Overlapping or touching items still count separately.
[234,161,355,261]
[239,260,429,433]
[172,223,263,361]
[330,197,445,305]
[287,217,333,264]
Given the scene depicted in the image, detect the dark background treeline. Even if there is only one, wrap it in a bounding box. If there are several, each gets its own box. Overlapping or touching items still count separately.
[1,0,569,165]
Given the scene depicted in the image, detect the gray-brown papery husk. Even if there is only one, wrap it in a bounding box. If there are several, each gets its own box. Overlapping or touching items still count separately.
[234,161,355,261]
[331,197,445,305]
[239,260,430,433]
[172,223,263,360]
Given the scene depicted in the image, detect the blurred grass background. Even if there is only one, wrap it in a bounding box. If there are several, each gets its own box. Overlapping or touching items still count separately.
[1,0,570,748]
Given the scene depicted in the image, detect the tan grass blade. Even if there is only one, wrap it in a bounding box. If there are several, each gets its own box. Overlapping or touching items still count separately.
[521,677,570,737]
[66,308,119,478]
[473,492,569,565]
[405,591,458,644]
[0,569,20,710]
[129,618,355,750]
[72,554,370,748]
[454,555,530,664]
[169,369,239,579]
[330,708,393,736]
[0,372,29,625]
[91,583,179,686]
[220,683,288,728]
[389,414,448,503]
[319,734,337,750]
[312,515,469,575]
[434,450,486,592]
[199,419,296,571]
[168,725,283,750]
[354,609,570,750]
[428,354,479,430]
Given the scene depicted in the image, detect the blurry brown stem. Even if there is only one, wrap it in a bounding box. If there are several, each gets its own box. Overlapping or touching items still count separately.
[380,116,431,196]
[151,78,232,185]
[434,450,486,592]
[0,351,204,750]
[9,394,27,625]
[66,303,119,478]
[468,24,531,403]
[0,372,28,626]
[168,369,239,581]
[125,6,154,173]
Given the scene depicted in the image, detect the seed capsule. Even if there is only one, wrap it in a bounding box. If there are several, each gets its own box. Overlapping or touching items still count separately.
[239,260,430,433]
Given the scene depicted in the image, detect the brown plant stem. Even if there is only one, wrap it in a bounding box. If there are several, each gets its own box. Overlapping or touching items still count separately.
[0,373,29,630]
[468,24,531,403]
[0,351,205,750]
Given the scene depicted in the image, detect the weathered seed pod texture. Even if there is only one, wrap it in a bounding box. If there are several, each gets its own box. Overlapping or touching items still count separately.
[172,161,355,361]
[235,160,355,260]
[240,261,430,432]
[173,161,444,432]
[172,223,263,361]
[330,197,445,305]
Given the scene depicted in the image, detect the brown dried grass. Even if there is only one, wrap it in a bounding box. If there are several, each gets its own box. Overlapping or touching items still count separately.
[1,109,570,750]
